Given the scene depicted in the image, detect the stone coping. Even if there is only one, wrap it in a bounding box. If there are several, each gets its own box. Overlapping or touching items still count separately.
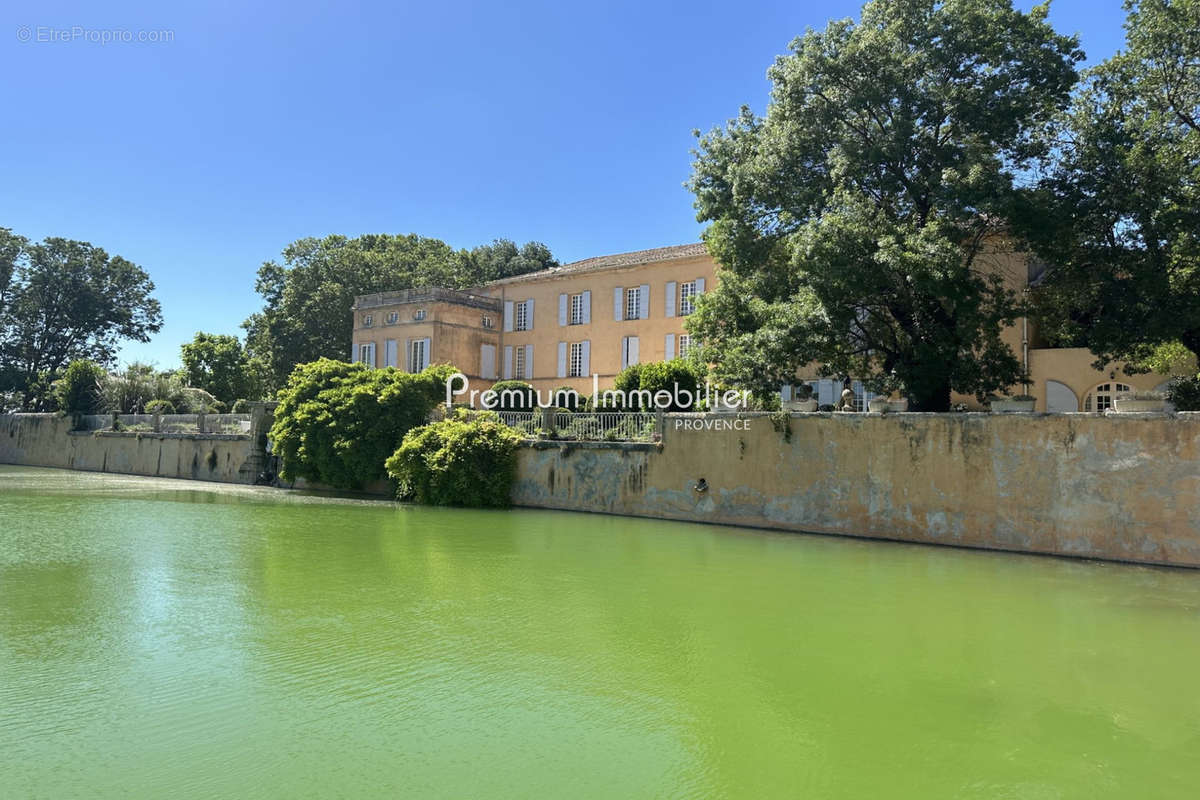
[67,430,252,441]
[521,439,661,452]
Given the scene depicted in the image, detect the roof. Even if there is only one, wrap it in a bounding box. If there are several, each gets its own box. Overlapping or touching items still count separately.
[486,242,709,286]
[352,286,502,312]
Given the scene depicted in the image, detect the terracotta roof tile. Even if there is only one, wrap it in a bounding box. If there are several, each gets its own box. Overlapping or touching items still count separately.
[487,242,708,285]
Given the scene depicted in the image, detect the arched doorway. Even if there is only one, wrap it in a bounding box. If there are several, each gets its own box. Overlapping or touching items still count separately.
[1083,382,1131,412]
[1045,380,1079,412]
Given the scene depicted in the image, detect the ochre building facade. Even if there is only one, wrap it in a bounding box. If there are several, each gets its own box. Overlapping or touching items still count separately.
[350,242,1189,411]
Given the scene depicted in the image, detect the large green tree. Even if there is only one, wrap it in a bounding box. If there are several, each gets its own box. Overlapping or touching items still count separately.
[0,230,162,410]
[1016,0,1200,370]
[686,0,1082,410]
[180,332,258,404]
[243,234,555,391]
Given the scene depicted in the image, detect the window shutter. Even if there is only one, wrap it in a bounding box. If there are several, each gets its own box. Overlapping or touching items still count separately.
[385,339,398,368]
[639,284,650,319]
[664,333,675,360]
[558,293,568,326]
[695,277,705,295]
[480,344,495,379]
[581,340,590,375]
[524,299,534,330]
[404,338,412,371]
[613,287,623,321]
[665,282,676,318]
[581,290,591,323]
[523,344,533,379]
[628,336,639,366]
[557,342,567,378]
[781,384,793,403]
[620,337,629,369]
[351,342,357,361]
[422,338,431,371]
[503,301,514,332]
[503,346,513,379]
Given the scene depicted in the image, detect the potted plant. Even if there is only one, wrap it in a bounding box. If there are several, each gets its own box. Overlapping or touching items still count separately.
[866,370,904,414]
[1112,391,1167,413]
[792,383,819,412]
[989,394,1036,413]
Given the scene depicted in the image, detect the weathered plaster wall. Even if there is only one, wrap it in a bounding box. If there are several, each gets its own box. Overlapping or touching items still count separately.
[0,414,260,484]
[514,412,1200,567]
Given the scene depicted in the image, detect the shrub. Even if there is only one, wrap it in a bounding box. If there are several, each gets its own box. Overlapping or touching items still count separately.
[386,408,522,507]
[53,360,106,416]
[145,399,176,415]
[486,380,536,411]
[231,398,251,413]
[608,363,645,408]
[551,385,582,411]
[269,359,454,489]
[1166,375,1200,411]
[207,400,229,413]
[636,359,703,412]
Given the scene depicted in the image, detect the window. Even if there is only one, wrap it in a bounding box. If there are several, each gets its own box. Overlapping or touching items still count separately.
[362,314,373,328]
[679,281,697,315]
[514,346,526,379]
[413,309,426,321]
[515,300,530,331]
[1084,382,1131,412]
[570,293,585,325]
[625,287,641,320]
[358,342,375,366]
[569,342,584,377]
[678,334,692,358]
[409,339,428,373]
[385,311,398,325]
[481,315,494,329]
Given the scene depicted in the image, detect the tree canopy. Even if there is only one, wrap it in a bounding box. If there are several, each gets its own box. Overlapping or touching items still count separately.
[243,234,556,391]
[180,332,258,404]
[1015,0,1200,371]
[0,229,162,410]
[686,0,1083,410]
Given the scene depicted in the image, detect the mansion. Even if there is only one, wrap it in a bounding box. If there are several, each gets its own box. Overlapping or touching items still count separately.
[350,242,1184,412]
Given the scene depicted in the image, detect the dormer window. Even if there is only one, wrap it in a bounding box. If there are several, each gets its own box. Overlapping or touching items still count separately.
[362,314,373,328]
[413,309,427,321]
[386,311,399,325]
[482,315,494,329]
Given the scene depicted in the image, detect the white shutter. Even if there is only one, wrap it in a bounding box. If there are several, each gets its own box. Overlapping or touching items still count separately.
[523,345,533,380]
[558,293,568,326]
[781,384,793,403]
[665,281,676,318]
[613,287,623,321]
[385,339,398,368]
[351,341,357,361]
[665,333,675,360]
[628,336,639,366]
[557,342,567,378]
[503,301,514,332]
[639,284,650,319]
[695,277,705,295]
[404,338,412,371]
[620,337,629,369]
[524,298,534,330]
[480,344,496,379]
[421,338,431,371]
[581,340,590,376]
[503,346,513,379]
[581,290,591,323]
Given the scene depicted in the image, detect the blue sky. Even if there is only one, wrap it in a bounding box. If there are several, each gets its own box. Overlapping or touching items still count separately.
[2,0,1130,367]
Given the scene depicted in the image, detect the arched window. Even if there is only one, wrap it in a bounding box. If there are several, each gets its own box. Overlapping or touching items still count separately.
[1083,382,1131,412]
[1045,380,1079,412]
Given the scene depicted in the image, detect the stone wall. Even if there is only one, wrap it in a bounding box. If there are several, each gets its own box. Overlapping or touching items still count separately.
[514,412,1200,568]
[0,413,263,484]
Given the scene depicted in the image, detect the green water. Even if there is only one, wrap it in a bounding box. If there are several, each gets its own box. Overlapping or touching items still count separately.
[1,466,1198,798]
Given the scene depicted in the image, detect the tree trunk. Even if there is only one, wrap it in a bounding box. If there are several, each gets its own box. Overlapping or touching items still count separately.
[907,379,952,412]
